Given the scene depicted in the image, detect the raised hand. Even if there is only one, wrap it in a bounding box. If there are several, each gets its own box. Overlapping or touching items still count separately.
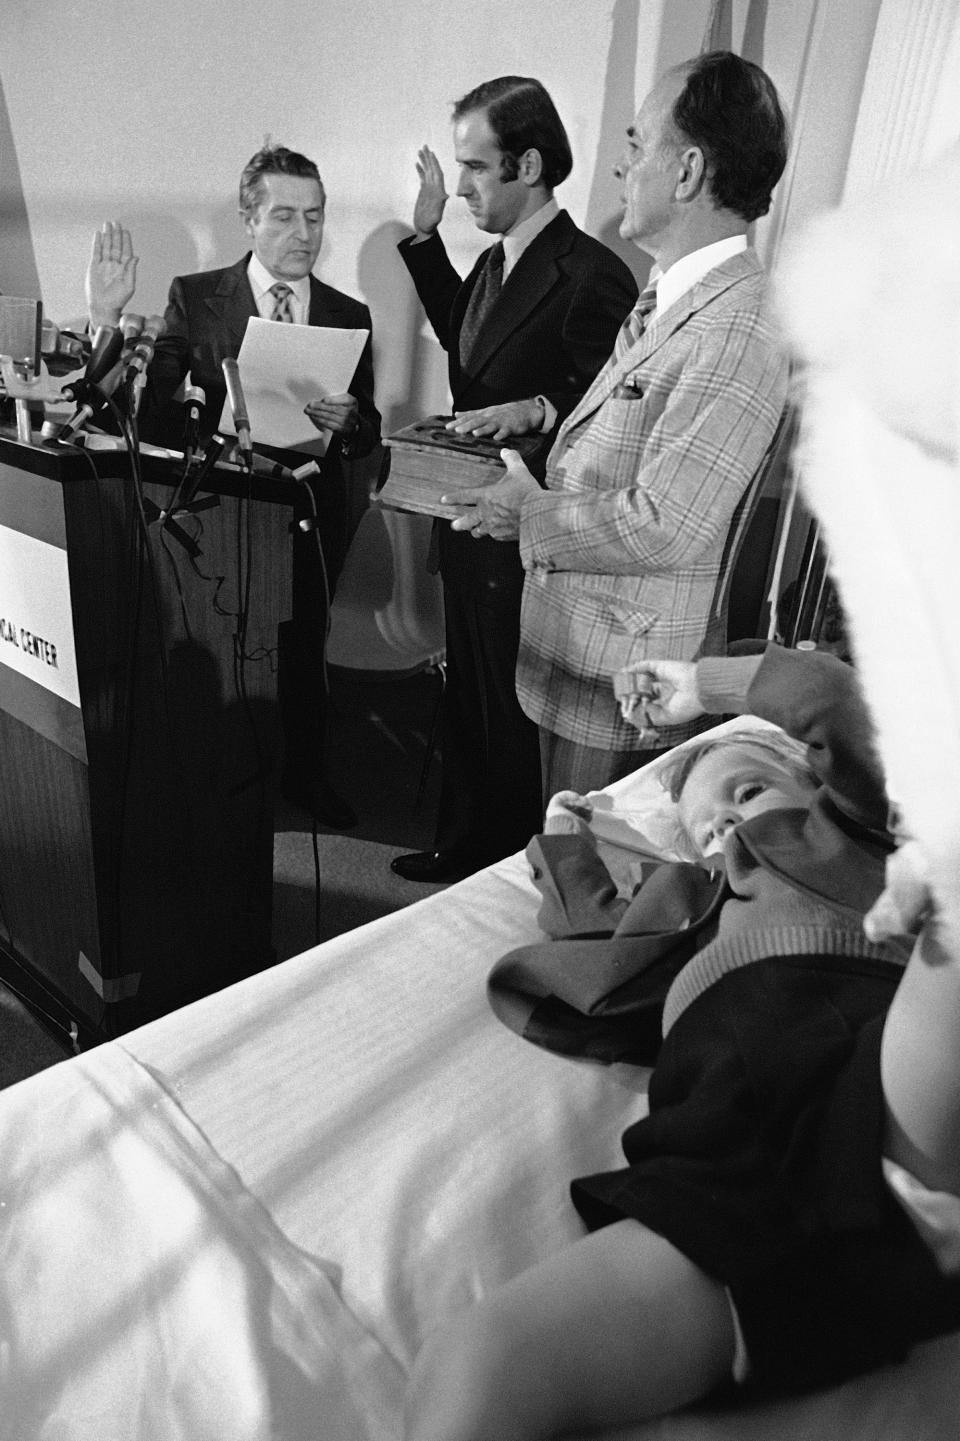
[413,146,448,238]
[86,221,138,329]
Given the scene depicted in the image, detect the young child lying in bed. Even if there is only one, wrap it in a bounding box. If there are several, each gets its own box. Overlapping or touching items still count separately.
[404,642,960,1441]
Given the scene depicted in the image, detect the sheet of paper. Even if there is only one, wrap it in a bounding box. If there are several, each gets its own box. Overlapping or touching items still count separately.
[218,317,368,457]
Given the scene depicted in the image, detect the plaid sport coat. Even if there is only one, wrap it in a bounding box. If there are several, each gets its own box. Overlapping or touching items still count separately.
[516,249,788,750]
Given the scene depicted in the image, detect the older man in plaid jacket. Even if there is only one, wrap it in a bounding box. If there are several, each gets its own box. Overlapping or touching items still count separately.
[448,52,790,801]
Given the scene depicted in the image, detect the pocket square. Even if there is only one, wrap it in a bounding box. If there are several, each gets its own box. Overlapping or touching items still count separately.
[612,376,645,400]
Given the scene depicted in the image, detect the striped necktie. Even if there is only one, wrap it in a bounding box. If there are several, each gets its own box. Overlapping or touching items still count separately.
[459,241,505,367]
[615,282,658,359]
[270,282,295,322]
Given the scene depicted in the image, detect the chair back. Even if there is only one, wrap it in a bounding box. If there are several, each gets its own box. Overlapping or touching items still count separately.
[716,403,799,644]
[326,504,445,678]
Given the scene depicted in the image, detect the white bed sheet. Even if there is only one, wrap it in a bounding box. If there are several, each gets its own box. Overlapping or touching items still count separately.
[0,1044,402,1441]
[2,728,959,1439]
[122,849,644,1371]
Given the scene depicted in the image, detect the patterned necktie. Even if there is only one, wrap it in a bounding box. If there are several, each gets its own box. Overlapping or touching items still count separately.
[270,282,295,323]
[615,282,658,359]
[459,241,505,367]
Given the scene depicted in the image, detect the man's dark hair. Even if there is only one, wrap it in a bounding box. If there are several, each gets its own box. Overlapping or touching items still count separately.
[452,76,573,190]
[239,145,326,216]
[670,51,787,222]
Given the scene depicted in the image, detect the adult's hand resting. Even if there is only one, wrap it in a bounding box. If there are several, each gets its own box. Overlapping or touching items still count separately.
[447,398,544,440]
[412,146,448,239]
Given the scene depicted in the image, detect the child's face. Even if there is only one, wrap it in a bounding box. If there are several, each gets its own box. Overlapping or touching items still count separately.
[677,743,817,859]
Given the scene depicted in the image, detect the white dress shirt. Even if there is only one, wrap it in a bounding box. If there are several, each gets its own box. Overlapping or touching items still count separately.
[500,196,560,281]
[652,234,748,317]
[247,254,311,324]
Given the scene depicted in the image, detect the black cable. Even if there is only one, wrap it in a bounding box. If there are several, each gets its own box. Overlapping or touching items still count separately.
[294,473,332,942]
[311,818,321,945]
[230,472,272,938]
[71,436,139,1000]
[0,963,80,1053]
[0,866,16,964]
[158,525,196,643]
[100,397,207,989]
[98,400,149,982]
[294,473,334,701]
[184,515,235,617]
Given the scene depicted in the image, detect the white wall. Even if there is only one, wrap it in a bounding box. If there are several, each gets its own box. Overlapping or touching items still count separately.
[0,0,928,431]
[2,0,642,429]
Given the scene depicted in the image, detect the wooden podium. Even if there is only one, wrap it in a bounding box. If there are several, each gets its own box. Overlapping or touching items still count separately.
[0,432,294,1045]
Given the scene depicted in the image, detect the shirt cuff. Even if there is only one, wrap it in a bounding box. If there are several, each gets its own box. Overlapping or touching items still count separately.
[694,654,764,715]
[537,395,558,432]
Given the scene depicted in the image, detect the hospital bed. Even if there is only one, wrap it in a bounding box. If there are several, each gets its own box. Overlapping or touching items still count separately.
[2,727,958,1440]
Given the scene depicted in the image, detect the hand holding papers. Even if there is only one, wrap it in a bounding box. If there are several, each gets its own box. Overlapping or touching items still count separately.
[303,392,360,441]
[218,317,368,456]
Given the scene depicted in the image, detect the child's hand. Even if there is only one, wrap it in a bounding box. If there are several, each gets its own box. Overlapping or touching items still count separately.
[612,669,658,737]
[864,840,933,941]
[613,660,702,730]
[544,791,595,837]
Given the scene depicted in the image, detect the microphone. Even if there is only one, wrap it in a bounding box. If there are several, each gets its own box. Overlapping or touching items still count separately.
[40,319,85,376]
[221,357,253,470]
[56,324,126,442]
[243,453,316,482]
[62,324,125,399]
[238,456,321,533]
[181,383,205,470]
[121,314,165,385]
[121,312,145,345]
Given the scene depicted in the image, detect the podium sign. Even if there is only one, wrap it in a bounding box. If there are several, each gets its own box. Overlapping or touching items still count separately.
[0,522,80,709]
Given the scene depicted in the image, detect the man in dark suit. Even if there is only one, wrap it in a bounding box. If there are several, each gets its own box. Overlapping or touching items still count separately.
[140,146,381,829]
[392,76,637,883]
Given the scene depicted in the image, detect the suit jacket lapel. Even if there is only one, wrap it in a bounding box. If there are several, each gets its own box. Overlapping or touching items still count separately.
[203,255,257,354]
[557,249,763,440]
[308,275,358,328]
[459,211,575,377]
[200,262,362,343]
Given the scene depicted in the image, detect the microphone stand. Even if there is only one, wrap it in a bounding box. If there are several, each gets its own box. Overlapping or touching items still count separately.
[157,433,226,545]
[120,394,210,560]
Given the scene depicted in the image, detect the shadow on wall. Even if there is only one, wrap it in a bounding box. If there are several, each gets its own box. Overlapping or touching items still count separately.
[584,0,650,289]
[126,202,449,442]
[0,78,42,297]
[122,194,249,314]
[125,187,357,319]
[357,219,449,436]
[584,0,774,289]
[741,0,771,60]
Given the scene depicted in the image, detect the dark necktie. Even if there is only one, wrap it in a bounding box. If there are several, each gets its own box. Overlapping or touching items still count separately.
[615,282,658,359]
[459,241,505,367]
[270,282,295,322]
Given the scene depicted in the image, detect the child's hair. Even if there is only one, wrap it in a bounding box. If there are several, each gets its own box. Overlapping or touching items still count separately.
[659,727,818,860]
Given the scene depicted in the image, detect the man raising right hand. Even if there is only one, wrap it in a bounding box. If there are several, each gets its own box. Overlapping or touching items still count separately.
[392,75,638,884]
